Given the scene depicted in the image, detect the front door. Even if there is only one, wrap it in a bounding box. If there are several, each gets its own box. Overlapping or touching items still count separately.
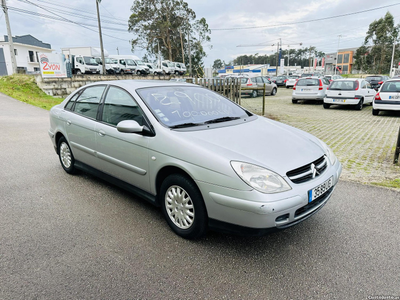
[95,86,151,193]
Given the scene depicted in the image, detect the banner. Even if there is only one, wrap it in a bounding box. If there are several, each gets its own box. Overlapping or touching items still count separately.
[321,57,325,68]
[38,53,67,78]
[313,58,317,69]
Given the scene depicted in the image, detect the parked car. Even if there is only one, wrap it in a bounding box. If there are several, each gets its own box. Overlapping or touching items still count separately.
[48,80,341,239]
[285,75,300,88]
[324,75,343,82]
[275,75,288,87]
[292,77,330,104]
[269,76,277,84]
[301,73,322,78]
[146,63,163,75]
[240,76,278,97]
[365,75,389,91]
[323,78,376,110]
[372,79,400,115]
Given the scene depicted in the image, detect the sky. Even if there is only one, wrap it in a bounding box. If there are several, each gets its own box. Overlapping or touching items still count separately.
[2,0,400,68]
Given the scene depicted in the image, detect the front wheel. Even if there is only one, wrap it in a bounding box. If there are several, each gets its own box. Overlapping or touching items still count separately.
[136,70,141,75]
[58,137,76,174]
[160,174,208,239]
[76,70,82,75]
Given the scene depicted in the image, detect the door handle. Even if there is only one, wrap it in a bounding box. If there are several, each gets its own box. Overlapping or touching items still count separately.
[98,130,106,137]
[66,120,71,126]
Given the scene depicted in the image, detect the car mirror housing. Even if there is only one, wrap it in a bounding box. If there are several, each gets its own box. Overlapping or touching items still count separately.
[117,120,143,133]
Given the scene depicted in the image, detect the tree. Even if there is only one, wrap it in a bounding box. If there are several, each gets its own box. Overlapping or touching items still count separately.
[363,12,400,74]
[128,0,211,75]
[212,59,225,71]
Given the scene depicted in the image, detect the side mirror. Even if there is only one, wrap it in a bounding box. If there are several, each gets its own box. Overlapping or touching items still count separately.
[117,120,143,133]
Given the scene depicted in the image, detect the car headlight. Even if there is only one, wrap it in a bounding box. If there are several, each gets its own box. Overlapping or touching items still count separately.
[231,161,291,194]
[319,141,337,165]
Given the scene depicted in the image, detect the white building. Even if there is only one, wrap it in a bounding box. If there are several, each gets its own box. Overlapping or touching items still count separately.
[0,34,53,75]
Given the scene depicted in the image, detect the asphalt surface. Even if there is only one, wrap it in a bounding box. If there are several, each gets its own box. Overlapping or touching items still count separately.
[0,92,399,300]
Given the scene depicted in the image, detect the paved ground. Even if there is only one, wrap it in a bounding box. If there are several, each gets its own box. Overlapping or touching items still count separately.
[240,87,400,185]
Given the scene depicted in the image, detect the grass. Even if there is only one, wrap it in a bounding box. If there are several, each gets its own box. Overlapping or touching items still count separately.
[0,74,63,110]
[371,178,400,189]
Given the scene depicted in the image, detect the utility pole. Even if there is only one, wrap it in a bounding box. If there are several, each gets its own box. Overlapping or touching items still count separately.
[96,0,106,75]
[335,35,342,75]
[188,31,192,77]
[390,42,396,77]
[179,28,185,64]
[116,47,119,55]
[1,0,17,74]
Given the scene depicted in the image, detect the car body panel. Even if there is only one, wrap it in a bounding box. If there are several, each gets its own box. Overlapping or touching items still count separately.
[49,80,342,234]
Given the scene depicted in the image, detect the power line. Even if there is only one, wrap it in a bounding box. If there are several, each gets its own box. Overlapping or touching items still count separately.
[210,3,400,31]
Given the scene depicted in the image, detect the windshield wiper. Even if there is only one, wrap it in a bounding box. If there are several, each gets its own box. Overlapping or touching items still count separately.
[204,117,240,124]
[169,122,204,129]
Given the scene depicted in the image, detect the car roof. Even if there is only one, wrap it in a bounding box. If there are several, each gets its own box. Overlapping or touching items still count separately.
[82,80,197,91]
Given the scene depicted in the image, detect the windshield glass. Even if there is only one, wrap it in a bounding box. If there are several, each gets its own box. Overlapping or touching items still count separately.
[296,79,319,86]
[381,81,400,92]
[104,58,113,64]
[137,86,250,127]
[366,76,383,81]
[329,80,358,90]
[83,57,98,66]
[136,60,146,66]
[125,59,136,66]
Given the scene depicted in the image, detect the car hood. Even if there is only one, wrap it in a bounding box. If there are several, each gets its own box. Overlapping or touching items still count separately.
[174,117,326,175]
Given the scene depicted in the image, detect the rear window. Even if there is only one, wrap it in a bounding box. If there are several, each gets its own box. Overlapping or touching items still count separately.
[329,81,358,90]
[366,76,383,81]
[296,79,319,86]
[240,78,248,84]
[381,81,400,92]
[301,73,313,77]
[289,76,299,79]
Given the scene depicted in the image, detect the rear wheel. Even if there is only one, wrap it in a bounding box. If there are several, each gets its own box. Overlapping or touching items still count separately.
[292,99,298,104]
[356,98,364,110]
[251,90,258,98]
[160,174,208,239]
[372,108,379,116]
[58,137,76,174]
[323,103,330,109]
[271,88,277,96]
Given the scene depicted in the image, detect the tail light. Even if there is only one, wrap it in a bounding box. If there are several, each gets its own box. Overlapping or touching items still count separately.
[293,81,297,90]
[246,79,252,86]
[378,81,383,85]
[318,79,323,90]
[375,92,381,100]
[354,80,359,91]
[284,79,288,83]
[327,82,332,90]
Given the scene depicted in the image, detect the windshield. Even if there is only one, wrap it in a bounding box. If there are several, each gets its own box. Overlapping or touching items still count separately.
[329,80,358,90]
[125,59,136,66]
[366,76,383,81]
[296,79,319,86]
[381,81,400,92]
[137,86,250,128]
[136,60,146,66]
[104,58,114,64]
[83,57,98,66]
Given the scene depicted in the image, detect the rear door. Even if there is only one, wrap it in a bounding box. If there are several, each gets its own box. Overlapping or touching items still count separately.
[360,80,375,103]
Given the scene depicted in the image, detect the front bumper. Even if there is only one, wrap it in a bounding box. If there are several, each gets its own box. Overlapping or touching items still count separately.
[198,160,342,231]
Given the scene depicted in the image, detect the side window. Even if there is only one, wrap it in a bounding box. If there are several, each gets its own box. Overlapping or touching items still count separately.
[101,86,145,126]
[74,86,105,119]
[64,90,82,111]
[361,81,367,89]
[251,78,257,83]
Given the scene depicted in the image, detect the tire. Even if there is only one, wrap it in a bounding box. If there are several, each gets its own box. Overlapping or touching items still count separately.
[251,90,258,98]
[292,99,298,104]
[271,88,277,96]
[76,70,82,75]
[323,103,330,109]
[175,71,179,75]
[136,70,141,75]
[286,86,289,89]
[57,137,76,174]
[356,98,364,110]
[120,70,124,75]
[160,174,208,239]
[372,108,379,116]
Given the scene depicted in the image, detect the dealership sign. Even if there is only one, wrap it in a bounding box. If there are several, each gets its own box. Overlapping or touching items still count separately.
[38,53,67,78]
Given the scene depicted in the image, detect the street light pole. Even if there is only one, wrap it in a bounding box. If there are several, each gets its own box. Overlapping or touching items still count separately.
[390,42,396,77]
[96,0,106,75]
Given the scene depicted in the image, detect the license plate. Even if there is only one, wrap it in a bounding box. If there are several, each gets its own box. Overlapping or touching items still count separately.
[302,89,311,91]
[332,99,345,103]
[308,176,333,202]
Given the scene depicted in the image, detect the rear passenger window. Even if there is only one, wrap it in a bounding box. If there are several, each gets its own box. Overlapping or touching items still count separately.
[101,86,145,126]
[64,90,82,111]
[73,86,106,119]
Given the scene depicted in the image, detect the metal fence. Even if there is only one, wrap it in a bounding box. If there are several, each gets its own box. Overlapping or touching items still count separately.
[189,77,242,104]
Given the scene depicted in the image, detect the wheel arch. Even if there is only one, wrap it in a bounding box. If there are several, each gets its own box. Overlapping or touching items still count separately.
[55,132,66,154]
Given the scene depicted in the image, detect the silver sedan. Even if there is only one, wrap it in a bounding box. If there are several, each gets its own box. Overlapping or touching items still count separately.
[49,80,342,239]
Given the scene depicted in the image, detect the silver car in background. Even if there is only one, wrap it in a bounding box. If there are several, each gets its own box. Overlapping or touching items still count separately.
[292,77,330,104]
[48,80,341,239]
[240,76,277,98]
[286,75,300,88]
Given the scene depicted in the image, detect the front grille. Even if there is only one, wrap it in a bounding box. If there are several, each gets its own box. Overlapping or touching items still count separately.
[286,155,327,184]
[294,186,333,218]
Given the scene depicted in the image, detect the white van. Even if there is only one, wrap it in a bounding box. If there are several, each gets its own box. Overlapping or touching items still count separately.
[109,55,150,75]
[161,60,175,75]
